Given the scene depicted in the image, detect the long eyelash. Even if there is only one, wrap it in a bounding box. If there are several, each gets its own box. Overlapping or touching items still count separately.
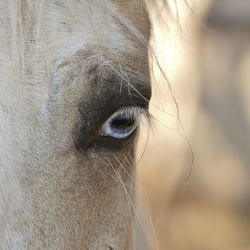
[120,106,151,126]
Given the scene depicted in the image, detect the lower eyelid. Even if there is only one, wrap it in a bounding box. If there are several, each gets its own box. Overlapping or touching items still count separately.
[110,131,134,139]
[99,121,137,137]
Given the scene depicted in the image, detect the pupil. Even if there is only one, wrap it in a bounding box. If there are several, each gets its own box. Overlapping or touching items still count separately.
[111,115,135,129]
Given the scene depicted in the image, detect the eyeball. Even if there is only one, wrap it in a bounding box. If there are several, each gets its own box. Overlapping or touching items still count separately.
[99,108,140,139]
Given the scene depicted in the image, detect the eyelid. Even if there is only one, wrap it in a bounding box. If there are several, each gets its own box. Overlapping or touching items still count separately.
[116,106,150,121]
[98,106,150,139]
[110,106,150,128]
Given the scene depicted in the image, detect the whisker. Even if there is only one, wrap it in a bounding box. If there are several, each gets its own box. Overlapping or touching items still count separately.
[108,156,158,250]
[126,151,160,250]
[104,60,174,118]
[106,158,136,250]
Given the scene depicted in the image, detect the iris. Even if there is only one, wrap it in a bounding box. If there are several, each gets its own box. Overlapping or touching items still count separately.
[99,108,141,139]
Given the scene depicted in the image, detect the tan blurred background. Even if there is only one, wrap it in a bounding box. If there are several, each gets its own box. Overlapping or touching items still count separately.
[136,0,250,249]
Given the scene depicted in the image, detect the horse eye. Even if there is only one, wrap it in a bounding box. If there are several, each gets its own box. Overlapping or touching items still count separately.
[99,108,140,139]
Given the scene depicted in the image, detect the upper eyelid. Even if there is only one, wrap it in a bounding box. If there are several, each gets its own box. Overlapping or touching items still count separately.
[99,106,144,138]
[112,106,150,121]
[105,106,151,131]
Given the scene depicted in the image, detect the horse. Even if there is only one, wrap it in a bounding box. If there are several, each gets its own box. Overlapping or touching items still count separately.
[0,0,158,249]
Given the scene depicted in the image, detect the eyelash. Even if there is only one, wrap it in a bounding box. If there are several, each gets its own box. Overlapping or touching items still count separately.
[98,106,150,140]
[116,106,150,122]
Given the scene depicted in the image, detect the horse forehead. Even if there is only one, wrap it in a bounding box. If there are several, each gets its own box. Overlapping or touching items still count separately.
[43,1,145,68]
[112,0,150,37]
[44,0,146,42]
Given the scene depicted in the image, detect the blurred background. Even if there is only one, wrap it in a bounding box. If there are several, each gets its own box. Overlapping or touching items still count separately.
[136,0,250,249]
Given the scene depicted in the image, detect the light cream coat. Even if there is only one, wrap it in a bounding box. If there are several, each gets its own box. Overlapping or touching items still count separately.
[0,0,151,249]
